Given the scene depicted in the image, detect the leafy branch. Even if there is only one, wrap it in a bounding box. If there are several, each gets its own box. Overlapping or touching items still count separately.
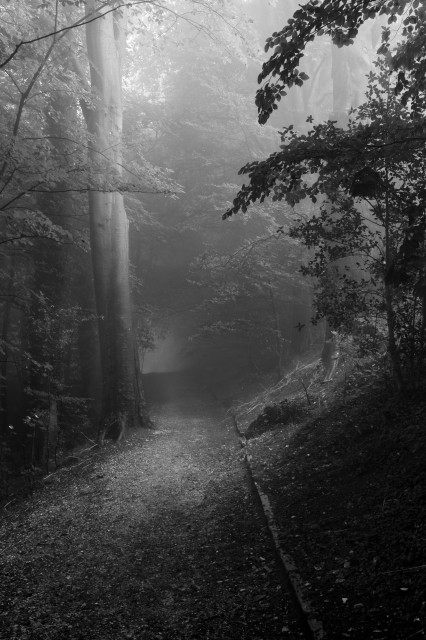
[255,0,416,124]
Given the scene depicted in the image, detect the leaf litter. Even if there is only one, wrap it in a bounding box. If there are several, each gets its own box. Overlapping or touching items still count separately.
[0,389,305,640]
[235,362,426,640]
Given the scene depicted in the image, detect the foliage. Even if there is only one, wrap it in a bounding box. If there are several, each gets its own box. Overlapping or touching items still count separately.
[189,212,315,380]
[0,0,290,460]
[245,397,308,438]
[124,2,308,380]
[254,0,422,124]
[226,12,426,387]
[240,352,426,639]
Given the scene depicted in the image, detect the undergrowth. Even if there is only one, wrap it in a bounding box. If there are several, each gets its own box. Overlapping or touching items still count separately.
[234,346,426,640]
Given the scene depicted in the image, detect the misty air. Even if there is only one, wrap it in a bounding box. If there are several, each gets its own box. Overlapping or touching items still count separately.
[0,2,425,639]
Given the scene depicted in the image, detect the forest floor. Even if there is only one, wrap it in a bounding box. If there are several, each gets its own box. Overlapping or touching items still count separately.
[232,355,426,640]
[1,363,425,640]
[0,375,306,640]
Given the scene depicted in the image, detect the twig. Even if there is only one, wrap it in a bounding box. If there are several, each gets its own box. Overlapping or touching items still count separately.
[299,379,311,405]
[380,564,426,575]
[0,2,145,69]
[76,431,97,445]
[2,498,16,511]
[79,444,99,454]
[72,459,94,471]
[43,470,60,481]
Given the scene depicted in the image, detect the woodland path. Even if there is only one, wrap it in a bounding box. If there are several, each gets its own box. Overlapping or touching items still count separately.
[0,374,305,640]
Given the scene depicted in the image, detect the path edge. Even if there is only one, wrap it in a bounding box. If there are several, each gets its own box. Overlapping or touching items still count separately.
[231,411,325,640]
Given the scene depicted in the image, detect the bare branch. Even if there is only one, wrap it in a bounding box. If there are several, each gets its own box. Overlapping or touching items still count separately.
[0,1,150,69]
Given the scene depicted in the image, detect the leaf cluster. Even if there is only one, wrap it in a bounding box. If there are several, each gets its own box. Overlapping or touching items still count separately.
[256,0,417,124]
[225,52,426,220]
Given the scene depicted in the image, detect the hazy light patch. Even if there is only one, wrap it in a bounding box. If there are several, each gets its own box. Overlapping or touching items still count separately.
[143,334,185,373]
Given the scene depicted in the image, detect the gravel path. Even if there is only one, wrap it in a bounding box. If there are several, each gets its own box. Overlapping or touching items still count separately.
[0,377,305,640]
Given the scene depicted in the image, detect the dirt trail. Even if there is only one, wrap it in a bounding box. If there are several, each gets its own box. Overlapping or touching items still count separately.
[0,376,305,640]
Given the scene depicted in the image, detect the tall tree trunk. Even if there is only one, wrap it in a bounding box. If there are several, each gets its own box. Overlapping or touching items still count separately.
[84,2,149,438]
[28,86,77,467]
[319,43,351,378]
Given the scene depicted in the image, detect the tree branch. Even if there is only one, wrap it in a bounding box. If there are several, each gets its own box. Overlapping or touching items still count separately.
[0,1,151,69]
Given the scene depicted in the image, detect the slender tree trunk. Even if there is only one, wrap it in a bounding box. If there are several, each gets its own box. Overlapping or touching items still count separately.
[78,307,102,423]
[27,88,76,467]
[383,186,404,389]
[384,283,403,389]
[0,259,13,437]
[84,2,149,438]
[268,283,284,381]
[319,43,350,374]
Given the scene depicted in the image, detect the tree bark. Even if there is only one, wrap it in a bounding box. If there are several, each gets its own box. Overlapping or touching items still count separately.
[84,1,149,438]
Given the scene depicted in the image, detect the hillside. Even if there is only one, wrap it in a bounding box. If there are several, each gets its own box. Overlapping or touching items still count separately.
[233,356,426,639]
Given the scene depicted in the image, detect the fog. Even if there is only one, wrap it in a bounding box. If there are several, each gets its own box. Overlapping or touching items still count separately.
[143,335,186,374]
[0,0,388,453]
[131,5,381,388]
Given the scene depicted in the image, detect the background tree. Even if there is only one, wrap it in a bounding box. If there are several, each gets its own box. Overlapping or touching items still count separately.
[226,29,426,387]
[0,1,93,473]
[122,0,325,390]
